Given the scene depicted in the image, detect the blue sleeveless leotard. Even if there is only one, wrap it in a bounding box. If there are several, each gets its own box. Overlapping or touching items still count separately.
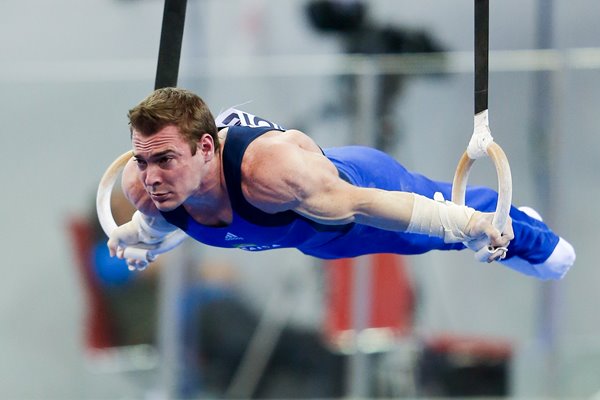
[160,125,559,262]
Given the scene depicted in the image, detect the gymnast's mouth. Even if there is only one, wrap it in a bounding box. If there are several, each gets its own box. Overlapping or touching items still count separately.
[150,192,170,201]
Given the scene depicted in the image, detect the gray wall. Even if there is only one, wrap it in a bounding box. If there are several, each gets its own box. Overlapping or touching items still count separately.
[1,0,599,398]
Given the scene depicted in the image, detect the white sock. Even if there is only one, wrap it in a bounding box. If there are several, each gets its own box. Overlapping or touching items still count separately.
[518,206,543,221]
[500,207,575,280]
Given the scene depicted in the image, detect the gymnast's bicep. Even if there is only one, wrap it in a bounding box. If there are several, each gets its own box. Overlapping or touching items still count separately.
[243,144,364,224]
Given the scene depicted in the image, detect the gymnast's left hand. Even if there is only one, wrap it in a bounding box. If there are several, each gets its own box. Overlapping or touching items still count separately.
[464,211,514,262]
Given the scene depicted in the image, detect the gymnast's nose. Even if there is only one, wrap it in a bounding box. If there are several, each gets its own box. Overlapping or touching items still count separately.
[143,163,162,189]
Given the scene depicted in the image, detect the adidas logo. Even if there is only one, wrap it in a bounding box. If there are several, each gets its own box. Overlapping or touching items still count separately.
[225,232,244,241]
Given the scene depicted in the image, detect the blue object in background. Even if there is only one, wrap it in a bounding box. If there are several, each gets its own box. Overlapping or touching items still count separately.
[92,242,135,286]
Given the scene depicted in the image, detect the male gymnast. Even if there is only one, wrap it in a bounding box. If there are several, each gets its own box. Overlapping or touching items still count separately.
[107,88,575,280]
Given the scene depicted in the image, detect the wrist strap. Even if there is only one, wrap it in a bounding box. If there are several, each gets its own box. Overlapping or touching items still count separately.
[406,192,476,243]
[133,211,177,244]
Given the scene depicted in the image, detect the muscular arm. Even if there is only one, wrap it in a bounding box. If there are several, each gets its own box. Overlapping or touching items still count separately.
[242,131,415,231]
[242,130,511,251]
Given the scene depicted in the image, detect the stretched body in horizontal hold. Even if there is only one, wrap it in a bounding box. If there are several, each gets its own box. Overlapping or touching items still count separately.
[107,88,575,280]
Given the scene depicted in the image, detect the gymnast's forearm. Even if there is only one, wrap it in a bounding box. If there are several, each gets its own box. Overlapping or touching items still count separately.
[296,185,479,243]
[354,189,477,243]
[351,189,415,231]
[294,186,413,228]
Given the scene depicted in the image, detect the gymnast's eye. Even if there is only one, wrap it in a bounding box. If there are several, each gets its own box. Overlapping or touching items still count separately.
[134,158,147,169]
[158,156,173,167]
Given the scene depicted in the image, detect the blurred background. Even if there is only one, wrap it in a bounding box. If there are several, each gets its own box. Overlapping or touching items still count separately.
[1,0,599,398]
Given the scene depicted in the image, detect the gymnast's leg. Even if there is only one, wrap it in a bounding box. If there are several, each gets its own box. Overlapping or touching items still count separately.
[325,146,574,279]
[400,171,575,280]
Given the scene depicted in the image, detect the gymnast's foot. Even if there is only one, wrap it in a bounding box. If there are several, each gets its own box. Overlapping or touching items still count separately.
[500,206,575,280]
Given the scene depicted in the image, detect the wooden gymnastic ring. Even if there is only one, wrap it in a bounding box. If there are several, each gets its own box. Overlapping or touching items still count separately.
[451,142,512,260]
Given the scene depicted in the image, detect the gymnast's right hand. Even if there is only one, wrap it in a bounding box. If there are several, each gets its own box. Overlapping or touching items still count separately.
[107,210,175,270]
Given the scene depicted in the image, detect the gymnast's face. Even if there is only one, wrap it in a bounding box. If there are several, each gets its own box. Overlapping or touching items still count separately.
[131,125,207,211]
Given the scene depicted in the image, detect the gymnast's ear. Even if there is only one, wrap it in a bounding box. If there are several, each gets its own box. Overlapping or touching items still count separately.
[197,133,216,158]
